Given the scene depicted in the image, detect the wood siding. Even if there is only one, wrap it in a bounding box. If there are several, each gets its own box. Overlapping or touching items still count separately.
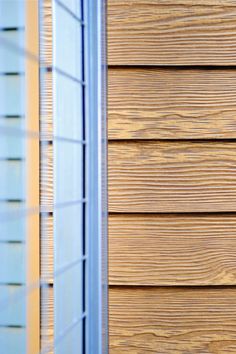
[109,141,236,213]
[108,68,236,140]
[108,1,236,65]
[109,214,236,285]
[110,287,236,354]
[108,0,236,353]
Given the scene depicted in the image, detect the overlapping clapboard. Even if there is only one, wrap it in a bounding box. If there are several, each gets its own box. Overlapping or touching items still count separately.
[108,1,236,353]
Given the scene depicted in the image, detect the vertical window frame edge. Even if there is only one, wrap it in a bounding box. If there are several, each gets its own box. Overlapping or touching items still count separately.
[85,1,108,353]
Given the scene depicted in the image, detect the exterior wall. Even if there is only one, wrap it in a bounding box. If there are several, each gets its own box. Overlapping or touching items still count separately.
[40,1,54,351]
[108,1,236,353]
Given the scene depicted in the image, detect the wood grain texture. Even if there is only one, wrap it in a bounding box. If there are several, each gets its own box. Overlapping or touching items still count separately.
[41,142,53,209]
[109,214,236,286]
[41,214,53,284]
[40,2,53,353]
[41,285,53,354]
[108,68,236,139]
[108,1,236,65]
[40,0,53,141]
[110,287,236,354]
[40,72,53,141]
[109,141,236,213]
[135,0,236,4]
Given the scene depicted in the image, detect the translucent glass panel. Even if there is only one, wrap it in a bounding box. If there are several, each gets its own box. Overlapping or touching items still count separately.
[54,141,82,204]
[55,264,83,334]
[53,1,84,353]
[55,73,83,140]
[54,1,82,79]
[0,285,26,326]
[55,204,82,267]
[0,1,24,28]
[0,328,26,354]
[0,244,25,283]
[0,76,25,115]
[0,160,25,199]
[0,202,25,242]
[0,2,26,353]
[56,320,83,354]
[0,119,25,158]
[0,31,25,72]
[60,0,81,18]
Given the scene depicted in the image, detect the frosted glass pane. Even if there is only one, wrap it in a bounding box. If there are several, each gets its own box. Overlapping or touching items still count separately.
[0,285,26,326]
[54,141,82,203]
[60,0,81,18]
[54,2,82,80]
[56,320,82,354]
[0,202,25,241]
[53,1,85,353]
[0,161,25,200]
[0,76,25,116]
[0,1,25,28]
[0,244,25,283]
[0,31,25,72]
[55,263,83,336]
[0,118,25,158]
[0,328,26,354]
[55,204,82,269]
[54,73,82,140]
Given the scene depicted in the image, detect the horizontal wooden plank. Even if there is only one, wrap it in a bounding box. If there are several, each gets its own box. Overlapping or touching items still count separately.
[108,68,236,139]
[110,287,236,354]
[109,141,236,213]
[109,214,236,285]
[130,0,236,4]
[108,1,236,65]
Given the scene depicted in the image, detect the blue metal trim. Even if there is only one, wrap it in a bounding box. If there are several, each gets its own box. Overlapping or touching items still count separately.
[85,0,108,353]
